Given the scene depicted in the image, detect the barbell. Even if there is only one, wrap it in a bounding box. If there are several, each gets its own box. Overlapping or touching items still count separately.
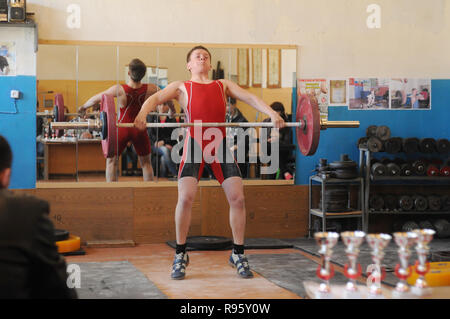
[50,94,360,158]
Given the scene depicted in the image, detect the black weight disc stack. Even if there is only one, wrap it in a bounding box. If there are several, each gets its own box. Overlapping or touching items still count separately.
[318,186,349,212]
[329,154,358,179]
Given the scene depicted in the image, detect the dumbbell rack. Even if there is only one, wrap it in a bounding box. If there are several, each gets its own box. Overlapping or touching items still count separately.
[308,175,365,237]
[359,147,450,233]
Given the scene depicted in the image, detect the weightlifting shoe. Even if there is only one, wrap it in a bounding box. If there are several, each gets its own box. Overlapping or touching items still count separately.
[171,252,189,280]
[229,252,254,279]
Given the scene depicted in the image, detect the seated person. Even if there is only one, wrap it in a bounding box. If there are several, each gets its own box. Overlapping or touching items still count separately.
[121,141,139,176]
[226,97,250,177]
[262,102,295,180]
[0,135,77,299]
[147,101,179,178]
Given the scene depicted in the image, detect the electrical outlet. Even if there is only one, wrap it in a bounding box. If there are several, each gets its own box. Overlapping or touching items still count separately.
[10,90,20,99]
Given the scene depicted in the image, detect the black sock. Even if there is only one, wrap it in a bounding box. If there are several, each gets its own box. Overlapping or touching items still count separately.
[233,243,244,255]
[176,243,187,254]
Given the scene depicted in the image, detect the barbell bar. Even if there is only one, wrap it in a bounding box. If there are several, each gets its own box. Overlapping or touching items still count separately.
[50,93,360,157]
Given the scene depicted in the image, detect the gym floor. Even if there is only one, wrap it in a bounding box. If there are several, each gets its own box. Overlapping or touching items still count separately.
[64,243,396,299]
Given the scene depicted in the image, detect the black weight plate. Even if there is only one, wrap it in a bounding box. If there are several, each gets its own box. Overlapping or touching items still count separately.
[367,136,383,152]
[186,236,233,251]
[366,125,378,137]
[427,196,442,211]
[369,194,384,210]
[329,161,357,169]
[385,137,403,154]
[333,169,358,179]
[441,195,450,211]
[436,138,450,154]
[400,163,413,176]
[412,160,426,175]
[376,125,391,141]
[386,163,401,176]
[419,138,437,153]
[384,194,398,210]
[54,229,70,242]
[414,195,428,211]
[399,195,414,211]
[402,137,420,154]
[371,162,386,176]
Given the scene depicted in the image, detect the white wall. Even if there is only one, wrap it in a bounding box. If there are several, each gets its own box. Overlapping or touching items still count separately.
[27,0,450,78]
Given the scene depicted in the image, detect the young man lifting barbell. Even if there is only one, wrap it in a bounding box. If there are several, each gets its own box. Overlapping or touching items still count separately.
[134,46,285,280]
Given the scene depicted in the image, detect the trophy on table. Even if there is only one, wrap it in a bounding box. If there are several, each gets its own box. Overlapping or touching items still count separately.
[411,229,435,296]
[366,233,392,298]
[340,231,366,298]
[313,232,340,298]
[392,231,418,298]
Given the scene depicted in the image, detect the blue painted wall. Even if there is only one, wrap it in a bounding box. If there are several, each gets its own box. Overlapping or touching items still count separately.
[295,79,450,185]
[0,76,36,189]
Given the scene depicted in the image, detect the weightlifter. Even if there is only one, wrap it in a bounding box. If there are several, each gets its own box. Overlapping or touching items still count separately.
[78,58,157,182]
[134,46,285,280]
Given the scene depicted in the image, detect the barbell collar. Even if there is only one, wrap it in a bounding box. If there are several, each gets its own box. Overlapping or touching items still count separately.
[320,119,360,129]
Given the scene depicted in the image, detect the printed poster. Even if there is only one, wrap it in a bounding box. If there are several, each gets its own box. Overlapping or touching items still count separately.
[0,42,16,76]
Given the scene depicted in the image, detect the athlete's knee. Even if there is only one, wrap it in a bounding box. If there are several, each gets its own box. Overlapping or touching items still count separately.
[228,191,245,209]
[177,192,196,209]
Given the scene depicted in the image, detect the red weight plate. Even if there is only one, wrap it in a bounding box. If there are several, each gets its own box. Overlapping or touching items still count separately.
[101,94,117,158]
[54,93,65,137]
[296,94,321,156]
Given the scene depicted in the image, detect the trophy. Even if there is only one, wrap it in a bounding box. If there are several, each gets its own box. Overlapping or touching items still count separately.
[411,229,435,296]
[392,231,418,298]
[366,233,392,298]
[314,232,339,298]
[340,231,366,298]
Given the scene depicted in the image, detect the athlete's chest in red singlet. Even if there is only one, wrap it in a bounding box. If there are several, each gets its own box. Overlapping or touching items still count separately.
[184,81,226,124]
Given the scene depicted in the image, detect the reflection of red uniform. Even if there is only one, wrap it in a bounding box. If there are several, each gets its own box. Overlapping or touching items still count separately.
[179,80,241,184]
[117,84,151,156]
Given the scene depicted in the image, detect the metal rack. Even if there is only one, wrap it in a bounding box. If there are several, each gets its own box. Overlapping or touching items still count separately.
[359,147,450,232]
[308,175,365,237]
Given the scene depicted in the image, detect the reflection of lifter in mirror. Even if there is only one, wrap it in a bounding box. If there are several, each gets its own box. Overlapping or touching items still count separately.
[134,46,285,280]
[78,59,158,182]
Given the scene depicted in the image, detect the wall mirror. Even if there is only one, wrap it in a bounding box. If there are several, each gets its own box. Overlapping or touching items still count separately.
[36,41,297,183]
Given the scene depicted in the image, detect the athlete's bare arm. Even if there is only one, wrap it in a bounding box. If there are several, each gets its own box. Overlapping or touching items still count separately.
[78,84,125,115]
[134,81,186,131]
[220,79,285,128]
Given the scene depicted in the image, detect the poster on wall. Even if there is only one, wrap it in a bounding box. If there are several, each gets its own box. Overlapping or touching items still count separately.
[0,42,16,76]
[389,78,431,110]
[348,78,389,110]
[297,78,328,119]
[328,79,348,106]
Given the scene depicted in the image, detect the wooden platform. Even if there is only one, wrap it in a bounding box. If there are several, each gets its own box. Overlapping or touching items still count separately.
[16,179,307,244]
